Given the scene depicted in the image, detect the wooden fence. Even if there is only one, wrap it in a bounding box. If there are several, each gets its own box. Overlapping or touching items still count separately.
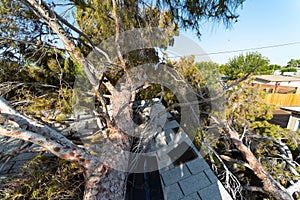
[264,94,300,106]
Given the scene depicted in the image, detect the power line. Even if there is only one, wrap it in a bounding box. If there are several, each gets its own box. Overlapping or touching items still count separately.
[168,41,300,58]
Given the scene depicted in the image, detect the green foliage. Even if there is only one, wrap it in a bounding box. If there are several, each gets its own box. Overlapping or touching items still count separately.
[251,120,299,152]
[173,56,206,91]
[0,0,80,117]
[170,57,221,98]
[249,128,300,188]
[280,67,297,73]
[75,0,245,47]
[170,57,218,118]
[257,64,281,75]
[193,52,300,199]
[251,120,284,139]
[75,0,177,55]
[135,84,178,106]
[219,52,270,80]
[287,59,300,68]
[135,57,211,108]
[156,0,245,38]
[0,50,77,117]
[0,154,84,200]
[225,79,274,123]
[0,0,246,119]
[195,61,220,82]
[0,0,41,60]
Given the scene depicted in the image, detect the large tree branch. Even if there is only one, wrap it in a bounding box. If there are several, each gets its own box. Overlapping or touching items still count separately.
[20,0,91,79]
[0,36,66,51]
[53,8,112,64]
[210,116,293,200]
[220,154,252,170]
[19,0,115,125]
[224,65,260,90]
[246,134,299,177]
[112,0,126,70]
[205,145,242,199]
[159,65,260,120]
[244,186,265,193]
[247,134,294,161]
[0,97,95,170]
[0,97,71,146]
[19,0,112,88]
[222,123,293,200]
[0,125,93,169]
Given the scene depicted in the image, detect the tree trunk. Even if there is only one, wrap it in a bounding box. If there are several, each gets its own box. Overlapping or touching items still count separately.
[82,126,131,200]
[83,164,127,200]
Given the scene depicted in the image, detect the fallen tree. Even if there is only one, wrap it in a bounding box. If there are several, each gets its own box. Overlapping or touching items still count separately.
[1,1,299,200]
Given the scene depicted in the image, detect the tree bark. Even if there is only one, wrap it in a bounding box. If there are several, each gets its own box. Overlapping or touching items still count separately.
[83,164,128,200]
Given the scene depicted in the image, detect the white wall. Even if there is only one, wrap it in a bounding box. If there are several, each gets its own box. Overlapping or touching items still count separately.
[287,113,300,131]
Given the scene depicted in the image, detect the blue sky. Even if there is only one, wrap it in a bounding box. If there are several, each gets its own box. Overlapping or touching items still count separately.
[177,0,300,66]
[59,0,299,66]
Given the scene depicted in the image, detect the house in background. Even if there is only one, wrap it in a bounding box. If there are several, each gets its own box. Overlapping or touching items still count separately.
[280,106,300,131]
[253,75,300,94]
[253,75,300,107]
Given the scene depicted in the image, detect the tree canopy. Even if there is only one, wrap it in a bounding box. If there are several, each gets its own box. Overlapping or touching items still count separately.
[287,59,300,68]
[219,52,270,80]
